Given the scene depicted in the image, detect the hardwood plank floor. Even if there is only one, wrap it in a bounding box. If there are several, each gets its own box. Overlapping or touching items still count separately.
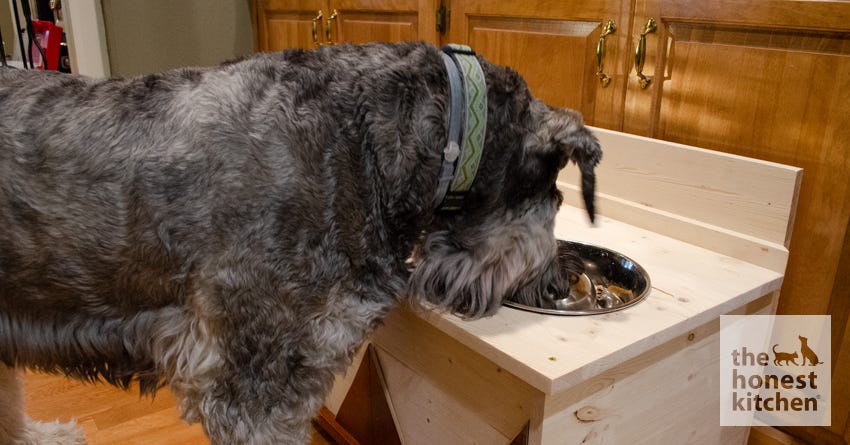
[23,372,333,445]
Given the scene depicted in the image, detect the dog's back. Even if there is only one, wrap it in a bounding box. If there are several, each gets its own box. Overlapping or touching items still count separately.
[0,43,446,387]
[0,65,271,314]
[1,64,252,388]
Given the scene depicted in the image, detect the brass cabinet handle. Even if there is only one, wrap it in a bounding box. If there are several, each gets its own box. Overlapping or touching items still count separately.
[634,18,657,89]
[595,20,616,88]
[312,10,323,46]
[326,10,338,45]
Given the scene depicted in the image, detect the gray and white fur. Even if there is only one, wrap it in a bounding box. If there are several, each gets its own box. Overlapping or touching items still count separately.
[0,41,600,444]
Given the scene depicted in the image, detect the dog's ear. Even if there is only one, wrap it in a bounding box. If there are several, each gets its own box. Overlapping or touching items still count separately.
[528,101,602,222]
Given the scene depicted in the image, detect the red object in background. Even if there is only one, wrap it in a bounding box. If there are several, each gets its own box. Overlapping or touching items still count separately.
[30,20,63,70]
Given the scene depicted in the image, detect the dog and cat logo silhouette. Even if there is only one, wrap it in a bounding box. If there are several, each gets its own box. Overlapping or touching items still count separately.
[722,316,831,425]
[772,335,824,367]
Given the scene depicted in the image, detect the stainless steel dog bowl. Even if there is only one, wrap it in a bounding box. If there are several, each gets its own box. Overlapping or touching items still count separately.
[505,240,651,315]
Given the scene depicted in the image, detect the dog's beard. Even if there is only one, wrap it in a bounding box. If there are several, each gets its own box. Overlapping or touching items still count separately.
[407,201,560,319]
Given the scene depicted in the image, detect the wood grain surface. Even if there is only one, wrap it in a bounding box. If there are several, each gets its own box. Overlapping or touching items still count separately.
[23,372,334,445]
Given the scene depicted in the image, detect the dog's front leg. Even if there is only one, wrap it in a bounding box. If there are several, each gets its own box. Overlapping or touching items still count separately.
[177,266,388,445]
[196,361,328,445]
[192,321,361,445]
[174,309,328,443]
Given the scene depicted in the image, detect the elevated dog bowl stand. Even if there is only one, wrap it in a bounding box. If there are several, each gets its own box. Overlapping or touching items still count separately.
[321,129,802,445]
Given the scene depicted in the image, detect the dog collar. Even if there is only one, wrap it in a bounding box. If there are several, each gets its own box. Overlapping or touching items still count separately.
[433,44,487,212]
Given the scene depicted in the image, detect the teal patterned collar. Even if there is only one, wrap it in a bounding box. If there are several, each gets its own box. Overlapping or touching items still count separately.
[433,44,488,213]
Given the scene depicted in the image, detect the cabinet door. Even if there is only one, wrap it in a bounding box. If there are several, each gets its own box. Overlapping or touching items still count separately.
[623,3,850,443]
[255,0,326,51]
[326,0,438,45]
[447,0,631,129]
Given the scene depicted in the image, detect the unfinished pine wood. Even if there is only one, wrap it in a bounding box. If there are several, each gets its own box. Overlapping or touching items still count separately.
[371,306,539,442]
[379,131,797,444]
[316,408,362,445]
[325,341,369,415]
[566,128,800,247]
[416,202,784,395]
[333,346,401,445]
[374,346,514,445]
[558,127,802,273]
[531,292,777,445]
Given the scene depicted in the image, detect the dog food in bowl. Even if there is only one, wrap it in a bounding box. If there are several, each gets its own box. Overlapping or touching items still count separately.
[505,240,650,315]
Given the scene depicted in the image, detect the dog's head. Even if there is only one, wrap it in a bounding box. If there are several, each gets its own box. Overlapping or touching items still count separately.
[408,57,601,319]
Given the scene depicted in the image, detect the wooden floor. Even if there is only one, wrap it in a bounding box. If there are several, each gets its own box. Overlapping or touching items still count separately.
[23,372,333,445]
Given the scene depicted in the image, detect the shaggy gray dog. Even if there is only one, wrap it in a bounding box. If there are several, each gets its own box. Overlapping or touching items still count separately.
[0,42,600,444]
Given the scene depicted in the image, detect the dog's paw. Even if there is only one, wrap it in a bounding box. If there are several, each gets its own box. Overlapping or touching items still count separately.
[18,418,87,445]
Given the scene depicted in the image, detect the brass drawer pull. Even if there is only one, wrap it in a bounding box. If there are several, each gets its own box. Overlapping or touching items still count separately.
[326,9,338,45]
[634,18,657,89]
[596,20,616,87]
[312,10,323,46]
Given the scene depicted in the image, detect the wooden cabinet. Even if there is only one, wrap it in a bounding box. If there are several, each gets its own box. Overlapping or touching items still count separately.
[252,2,850,443]
[254,0,325,51]
[329,0,438,45]
[253,0,438,51]
[446,0,632,136]
[621,4,850,444]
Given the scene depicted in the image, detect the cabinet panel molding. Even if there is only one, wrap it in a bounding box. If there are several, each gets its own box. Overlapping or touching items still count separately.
[335,11,419,44]
[466,16,598,113]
